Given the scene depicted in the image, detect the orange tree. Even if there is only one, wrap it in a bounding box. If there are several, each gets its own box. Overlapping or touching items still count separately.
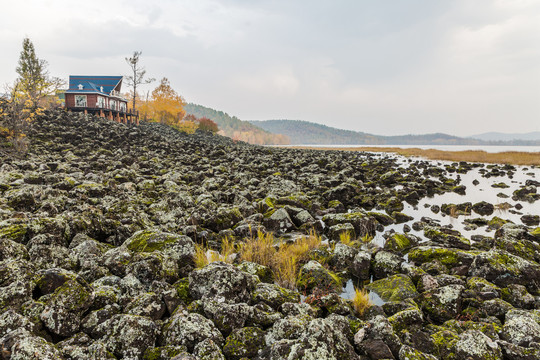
[197,116,219,133]
[142,78,186,126]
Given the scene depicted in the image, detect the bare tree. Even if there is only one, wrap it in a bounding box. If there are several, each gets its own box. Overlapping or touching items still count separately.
[125,51,155,112]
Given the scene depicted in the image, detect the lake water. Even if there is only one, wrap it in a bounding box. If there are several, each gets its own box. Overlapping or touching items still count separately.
[336,153,540,302]
[286,144,540,153]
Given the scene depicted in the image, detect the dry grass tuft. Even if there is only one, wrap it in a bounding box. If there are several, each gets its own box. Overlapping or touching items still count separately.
[339,231,353,246]
[194,244,209,268]
[238,229,324,289]
[360,233,374,244]
[239,230,277,268]
[194,237,237,268]
[352,287,372,316]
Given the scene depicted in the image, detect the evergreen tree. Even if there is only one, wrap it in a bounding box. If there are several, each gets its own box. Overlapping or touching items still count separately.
[15,37,52,109]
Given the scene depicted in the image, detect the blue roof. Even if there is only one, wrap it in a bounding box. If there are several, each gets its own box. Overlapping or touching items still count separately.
[66,76,123,95]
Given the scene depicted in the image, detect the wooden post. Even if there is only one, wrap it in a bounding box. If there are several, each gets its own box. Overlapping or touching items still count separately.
[100,109,104,118]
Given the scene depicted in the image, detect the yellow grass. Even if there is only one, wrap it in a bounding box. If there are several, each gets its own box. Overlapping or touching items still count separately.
[239,230,277,268]
[360,233,374,244]
[339,231,357,247]
[194,244,209,268]
[288,146,540,166]
[194,237,236,268]
[238,229,324,289]
[352,287,372,316]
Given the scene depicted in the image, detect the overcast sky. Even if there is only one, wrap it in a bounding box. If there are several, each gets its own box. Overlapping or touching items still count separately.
[1,0,539,136]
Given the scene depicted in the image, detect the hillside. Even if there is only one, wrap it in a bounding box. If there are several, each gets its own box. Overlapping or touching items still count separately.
[184,103,289,145]
[251,119,540,146]
[469,131,540,142]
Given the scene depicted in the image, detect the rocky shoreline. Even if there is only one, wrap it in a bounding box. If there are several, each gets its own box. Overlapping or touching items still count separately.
[1,110,539,359]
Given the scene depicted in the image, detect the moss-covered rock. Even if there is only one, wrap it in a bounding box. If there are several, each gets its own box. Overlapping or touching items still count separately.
[0,223,28,244]
[366,274,418,302]
[161,311,224,351]
[189,262,258,303]
[419,284,464,324]
[296,260,342,294]
[223,326,266,360]
[237,261,274,283]
[409,246,476,269]
[371,250,403,279]
[143,345,189,360]
[384,233,419,254]
[40,279,94,337]
[468,249,540,289]
[454,330,502,360]
[251,282,300,310]
[398,345,438,360]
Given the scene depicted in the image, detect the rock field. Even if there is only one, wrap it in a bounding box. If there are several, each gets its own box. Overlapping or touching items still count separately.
[1,110,539,359]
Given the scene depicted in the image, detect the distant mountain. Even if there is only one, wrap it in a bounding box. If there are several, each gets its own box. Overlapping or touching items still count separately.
[250,119,540,146]
[469,131,540,142]
[184,104,289,145]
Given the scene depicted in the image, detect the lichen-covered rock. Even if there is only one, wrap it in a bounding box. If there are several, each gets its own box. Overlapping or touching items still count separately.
[356,315,402,359]
[384,233,420,254]
[372,250,403,279]
[223,326,266,360]
[329,243,357,271]
[0,223,28,244]
[263,208,296,233]
[479,298,514,318]
[398,345,438,360]
[351,250,371,279]
[497,340,540,360]
[251,282,300,310]
[500,310,540,347]
[125,292,166,320]
[367,274,418,302]
[472,201,495,216]
[201,299,252,335]
[419,284,464,323]
[409,246,476,270]
[40,279,94,337]
[468,249,540,290]
[161,310,224,351]
[501,284,535,309]
[122,229,196,276]
[143,345,189,360]
[237,261,273,283]
[265,314,312,345]
[193,338,225,360]
[388,307,424,334]
[296,260,342,294]
[189,262,258,303]
[322,212,376,238]
[3,329,65,360]
[327,223,356,241]
[96,314,158,359]
[279,315,359,360]
[423,226,471,250]
[454,330,502,360]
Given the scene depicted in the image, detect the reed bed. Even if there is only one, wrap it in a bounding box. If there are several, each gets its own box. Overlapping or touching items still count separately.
[289,146,540,166]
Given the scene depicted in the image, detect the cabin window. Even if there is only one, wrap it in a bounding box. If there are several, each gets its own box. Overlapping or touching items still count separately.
[110,100,116,110]
[75,95,87,107]
[119,102,127,112]
[97,96,105,108]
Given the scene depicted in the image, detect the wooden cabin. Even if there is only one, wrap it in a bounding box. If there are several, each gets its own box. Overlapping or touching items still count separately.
[64,75,138,124]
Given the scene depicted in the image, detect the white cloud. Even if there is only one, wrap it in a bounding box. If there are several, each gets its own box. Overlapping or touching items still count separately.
[1,0,539,136]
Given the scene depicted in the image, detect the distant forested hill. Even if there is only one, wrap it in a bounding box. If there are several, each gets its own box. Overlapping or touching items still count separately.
[469,131,540,142]
[250,119,540,146]
[249,120,384,145]
[184,103,289,145]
